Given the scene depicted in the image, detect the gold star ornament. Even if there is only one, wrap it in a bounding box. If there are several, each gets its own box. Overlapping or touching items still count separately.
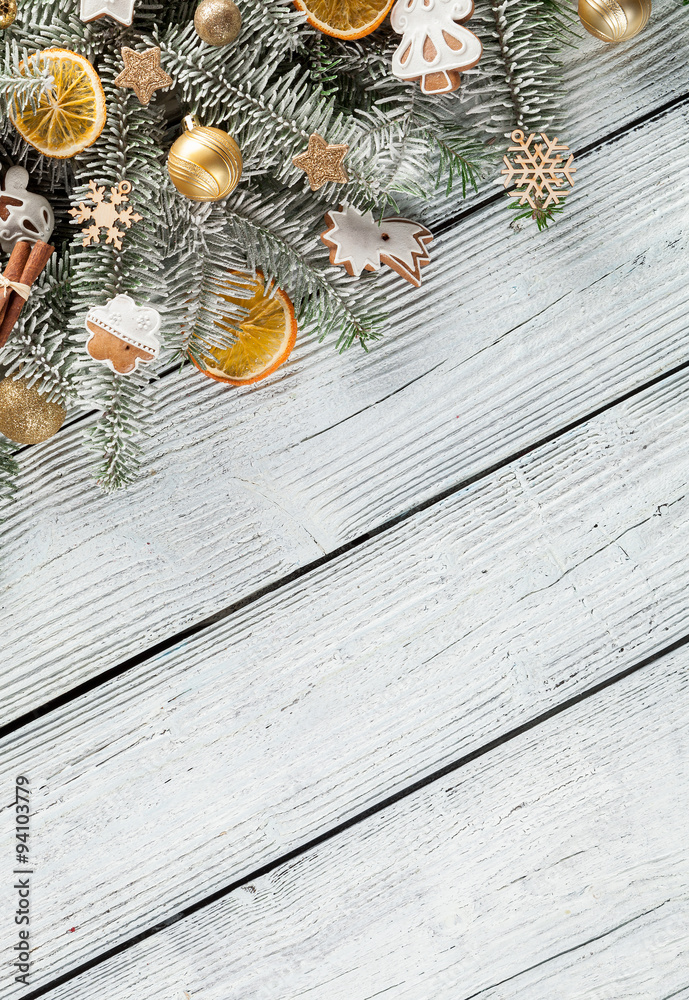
[114,46,173,106]
[292,133,348,191]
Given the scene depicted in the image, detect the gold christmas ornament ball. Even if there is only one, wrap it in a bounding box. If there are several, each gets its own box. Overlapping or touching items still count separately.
[167,114,243,202]
[0,0,17,29]
[578,0,651,42]
[194,0,242,46]
[0,377,66,445]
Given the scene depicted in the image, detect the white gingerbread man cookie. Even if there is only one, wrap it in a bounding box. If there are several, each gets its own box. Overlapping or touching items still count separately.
[321,205,432,287]
[85,294,161,375]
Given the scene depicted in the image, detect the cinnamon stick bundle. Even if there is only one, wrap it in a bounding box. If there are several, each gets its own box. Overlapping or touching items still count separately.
[0,240,54,348]
[0,240,31,330]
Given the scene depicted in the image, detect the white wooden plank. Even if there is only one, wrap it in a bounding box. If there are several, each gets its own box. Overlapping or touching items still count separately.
[423,0,689,225]
[561,1,689,150]
[3,88,689,722]
[3,368,689,991]
[30,646,689,1000]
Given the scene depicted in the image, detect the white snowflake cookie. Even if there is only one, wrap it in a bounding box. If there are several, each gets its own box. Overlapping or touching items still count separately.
[321,205,432,288]
[85,294,161,375]
[80,0,135,25]
[391,0,482,95]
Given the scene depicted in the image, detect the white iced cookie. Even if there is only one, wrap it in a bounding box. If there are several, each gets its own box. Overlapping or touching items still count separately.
[321,205,433,288]
[85,294,161,375]
[0,166,55,253]
[391,0,482,95]
[80,0,135,26]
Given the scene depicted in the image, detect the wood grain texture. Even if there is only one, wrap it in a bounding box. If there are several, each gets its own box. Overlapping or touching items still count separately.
[33,647,689,1000]
[3,368,689,991]
[561,1,689,150]
[3,83,689,723]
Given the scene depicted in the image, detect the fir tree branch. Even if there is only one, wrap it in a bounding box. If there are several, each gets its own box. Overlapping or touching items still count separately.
[219,188,386,351]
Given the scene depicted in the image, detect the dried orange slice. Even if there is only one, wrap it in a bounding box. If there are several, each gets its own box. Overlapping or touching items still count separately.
[10,48,106,159]
[189,271,297,385]
[294,0,394,39]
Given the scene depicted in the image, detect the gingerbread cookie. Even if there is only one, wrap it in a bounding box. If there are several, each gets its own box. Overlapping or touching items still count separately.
[390,0,482,95]
[85,294,161,375]
[321,205,432,287]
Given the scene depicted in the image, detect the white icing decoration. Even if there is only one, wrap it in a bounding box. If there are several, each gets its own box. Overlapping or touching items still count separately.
[85,294,161,372]
[80,0,135,26]
[0,166,55,253]
[321,205,432,287]
[391,0,482,95]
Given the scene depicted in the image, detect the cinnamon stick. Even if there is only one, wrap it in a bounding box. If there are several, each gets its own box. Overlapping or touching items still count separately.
[0,240,32,331]
[0,240,54,348]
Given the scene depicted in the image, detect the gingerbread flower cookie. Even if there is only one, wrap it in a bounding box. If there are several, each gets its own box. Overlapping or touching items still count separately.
[85,294,161,375]
[321,204,432,287]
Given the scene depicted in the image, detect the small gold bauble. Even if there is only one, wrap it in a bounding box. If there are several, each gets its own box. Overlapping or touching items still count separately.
[0,0,17,29]
[578,0,651,42]
[167,114,243,202]
[194,0,242,46]
[0,377,66,445]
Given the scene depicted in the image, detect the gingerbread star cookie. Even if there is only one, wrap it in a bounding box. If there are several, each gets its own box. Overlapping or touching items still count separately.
[114,47,173,106]
[293,133,348,191]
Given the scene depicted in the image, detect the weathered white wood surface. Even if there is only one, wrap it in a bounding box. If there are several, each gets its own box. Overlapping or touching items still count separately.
[561,2,688,149]
[4,367,689,993]
[4,76,689,724]
[36,646,689,1000]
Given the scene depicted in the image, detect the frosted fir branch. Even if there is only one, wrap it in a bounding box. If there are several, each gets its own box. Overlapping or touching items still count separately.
[298,34,495,199]
[459,0,578,137]
[155,23,409,208]
[4,5,106,62]
[163,201,251,358]
[67,61,168,488]
[240,0,311,52]
[85,376,151,491]
[156,24,335,145]
[220,188,386,351]
[0,43,54,116]
[0,253,78,403]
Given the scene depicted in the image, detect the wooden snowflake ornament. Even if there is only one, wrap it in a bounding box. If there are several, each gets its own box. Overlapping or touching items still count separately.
[501,130,576,211]
[391,0,482,95]
[69,180,143,249]
[321,205,432,287]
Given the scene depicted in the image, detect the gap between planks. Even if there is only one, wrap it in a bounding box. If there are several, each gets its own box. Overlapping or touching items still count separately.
[5,341,689,743]
[20,644,689,1000]
[3,93,689,725]
[4,365,689,993]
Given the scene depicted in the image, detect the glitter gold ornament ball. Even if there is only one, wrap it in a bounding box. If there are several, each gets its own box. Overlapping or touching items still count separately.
[194,0,242,46]
[578,0,651,41]
[167,114,243,202]
[0,0,17,29]
[0,377,66,445]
